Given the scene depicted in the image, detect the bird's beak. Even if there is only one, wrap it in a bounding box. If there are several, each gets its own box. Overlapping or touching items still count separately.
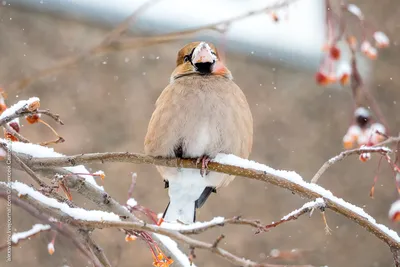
[192,42,216,64]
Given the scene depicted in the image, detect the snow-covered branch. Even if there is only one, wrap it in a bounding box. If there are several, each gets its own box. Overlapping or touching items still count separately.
[1,96,400,266]
[0,182,311,267]
[0,101,63,127]
[311,146,392,183]
[0,224,51,250]
[0,190,105,266]
[2,141,400,266]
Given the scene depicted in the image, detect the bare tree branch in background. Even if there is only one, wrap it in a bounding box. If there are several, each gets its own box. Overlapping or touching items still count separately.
[5,0,299,93]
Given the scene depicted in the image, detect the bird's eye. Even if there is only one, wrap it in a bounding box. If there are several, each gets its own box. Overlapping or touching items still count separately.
[183,55,191,62]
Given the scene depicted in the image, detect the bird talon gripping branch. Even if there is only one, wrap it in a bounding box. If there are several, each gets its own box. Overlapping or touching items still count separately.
[197,155,211,177]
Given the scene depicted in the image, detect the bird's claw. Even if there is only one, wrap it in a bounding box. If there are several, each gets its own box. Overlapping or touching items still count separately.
[196,155,211,177]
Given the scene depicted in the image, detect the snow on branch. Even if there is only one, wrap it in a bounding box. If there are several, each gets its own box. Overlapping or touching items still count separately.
[11,224,51,245]
[311,146,392,183]
[281,198,325,221]
[3,140,400,266]
[0,182,308,267]
[0,97,40,121]
[0,97,63,127]
[4,181,120,221]
[0,139,103,190]
[16,149,400,247]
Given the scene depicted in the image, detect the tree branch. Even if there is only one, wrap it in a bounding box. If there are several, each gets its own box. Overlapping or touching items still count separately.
[4,149,400,253]
[0,183,313,267]
[3,123,30,143]
[0,109,63,127]
[311,146,392,184]
[0,223,51,250]
[6,0,298,92]
[0,191,103,266]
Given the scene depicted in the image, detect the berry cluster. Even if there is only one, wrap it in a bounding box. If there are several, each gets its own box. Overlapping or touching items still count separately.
[343,107,385,161]
[316,4,390,86]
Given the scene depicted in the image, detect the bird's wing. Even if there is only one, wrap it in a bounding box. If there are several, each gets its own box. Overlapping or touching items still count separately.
[144,83,184,157]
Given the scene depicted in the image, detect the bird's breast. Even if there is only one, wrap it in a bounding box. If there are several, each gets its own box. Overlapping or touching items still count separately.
[165,75,250,159]
[183,122,211,158]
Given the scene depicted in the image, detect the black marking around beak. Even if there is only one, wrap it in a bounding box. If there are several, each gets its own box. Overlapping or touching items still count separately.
[194,61,215,74]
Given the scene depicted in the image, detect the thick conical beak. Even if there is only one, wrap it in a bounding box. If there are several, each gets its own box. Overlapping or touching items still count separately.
[192,42,216,64]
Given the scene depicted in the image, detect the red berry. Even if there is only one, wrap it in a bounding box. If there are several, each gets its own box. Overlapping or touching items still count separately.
[329,46,341,60]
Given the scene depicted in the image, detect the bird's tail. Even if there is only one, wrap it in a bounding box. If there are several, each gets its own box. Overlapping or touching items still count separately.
[162,183,215,224]
[162,199,196,224]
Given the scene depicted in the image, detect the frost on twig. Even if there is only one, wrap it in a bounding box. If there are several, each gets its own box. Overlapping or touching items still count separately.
[281,199,325,221]
[311,145,392,184]
[6,181,120,221]
[0,140,104,191]
[0,97,63,126]
[0,190,105,266]
[10,224,50,246]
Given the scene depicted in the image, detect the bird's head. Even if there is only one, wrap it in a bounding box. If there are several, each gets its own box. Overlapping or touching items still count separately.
[171,41,232,82]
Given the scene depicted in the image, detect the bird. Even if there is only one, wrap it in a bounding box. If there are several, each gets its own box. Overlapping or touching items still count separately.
[144,41,253,224]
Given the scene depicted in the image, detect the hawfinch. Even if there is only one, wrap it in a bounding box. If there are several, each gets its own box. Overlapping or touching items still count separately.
[144,41,253,224]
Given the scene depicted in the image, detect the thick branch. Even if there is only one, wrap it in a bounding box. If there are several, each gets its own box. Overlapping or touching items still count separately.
[80,230,112,267]
[15,151,400,251]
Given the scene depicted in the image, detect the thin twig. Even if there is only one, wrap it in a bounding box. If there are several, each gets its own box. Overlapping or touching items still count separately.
[311,146,392,184]
[0,224,51,250]
[100,0,162,46]
[0,191,103,267]
[3,123,30,143]
[177,216,266,235]
[6,0,299,92]
[211,234,225,250]
[0,109,63,127]
[265,200,324,230]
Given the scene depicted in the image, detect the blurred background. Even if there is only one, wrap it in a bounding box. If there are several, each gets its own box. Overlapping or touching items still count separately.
[0,0,399,266]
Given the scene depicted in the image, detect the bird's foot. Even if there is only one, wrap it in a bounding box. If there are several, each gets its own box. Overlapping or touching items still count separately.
[196,155,211,177]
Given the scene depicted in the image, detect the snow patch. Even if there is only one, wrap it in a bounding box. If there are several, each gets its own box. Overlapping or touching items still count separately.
[0,97,39,120]
[11,224,51,243]
[213,153,400,242]
[7,181,120,221]
[160,217,225,231]
[0,140,103,190]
